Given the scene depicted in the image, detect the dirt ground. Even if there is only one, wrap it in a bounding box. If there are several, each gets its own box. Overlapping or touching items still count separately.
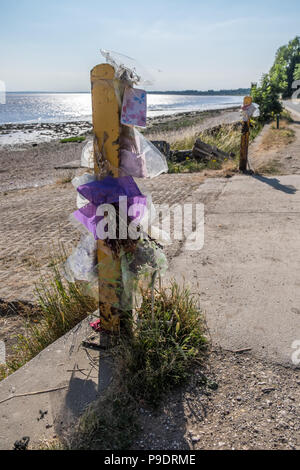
[249,113,300,174]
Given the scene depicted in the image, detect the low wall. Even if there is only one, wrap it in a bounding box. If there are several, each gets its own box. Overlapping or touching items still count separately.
[0,313,112,450]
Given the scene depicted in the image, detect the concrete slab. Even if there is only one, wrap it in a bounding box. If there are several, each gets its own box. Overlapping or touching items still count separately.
[0,313,113,450]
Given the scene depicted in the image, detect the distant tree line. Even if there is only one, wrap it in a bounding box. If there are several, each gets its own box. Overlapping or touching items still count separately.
[295,64,300,81]
[251,36,300,122]
[148,88,250,96]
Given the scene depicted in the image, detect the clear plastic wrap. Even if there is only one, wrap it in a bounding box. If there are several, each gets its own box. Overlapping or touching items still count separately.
[119,128,168,178]
[63,234,168,312]
[119,149,148,178]
[120,236,168,310]
[119,126,147,178]
[82,129,168,180]
[137,194,172,246]
[72,173,97,209]
[63,233,98,283]
[81,140,94,169]
[100,49,154,86]
[241,103,260,121]
[252,104,260,118]
[134,129,168,178]
[147,225,172,246]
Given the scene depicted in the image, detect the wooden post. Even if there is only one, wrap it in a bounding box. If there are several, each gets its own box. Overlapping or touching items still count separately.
[239,96,252,172]
[90,64,122,335]
[277,114,280,130]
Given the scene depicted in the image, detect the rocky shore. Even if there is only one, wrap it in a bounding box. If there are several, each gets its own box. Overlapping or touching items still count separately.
[0,106,241,148]
[0,120,93,147]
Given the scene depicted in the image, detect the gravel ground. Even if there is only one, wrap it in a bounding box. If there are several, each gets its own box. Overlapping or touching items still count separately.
[132,350,300,451]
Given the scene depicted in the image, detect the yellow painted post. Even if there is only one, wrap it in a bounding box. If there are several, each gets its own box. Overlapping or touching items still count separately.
[90,64,122,335]
[240,96,252,172]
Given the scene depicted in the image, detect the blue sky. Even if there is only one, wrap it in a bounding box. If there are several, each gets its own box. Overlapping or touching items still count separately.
[0,0,299,91]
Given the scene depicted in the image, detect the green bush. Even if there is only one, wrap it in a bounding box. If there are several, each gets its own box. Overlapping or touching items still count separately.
[270,36,300,98]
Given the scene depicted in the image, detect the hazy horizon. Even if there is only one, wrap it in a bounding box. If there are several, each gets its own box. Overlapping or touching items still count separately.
[1,0,300,92]
[5,89,249,94]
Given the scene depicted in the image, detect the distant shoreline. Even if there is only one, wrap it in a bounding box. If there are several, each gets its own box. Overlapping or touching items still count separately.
[148,89,250,96]
[6,89,249,96]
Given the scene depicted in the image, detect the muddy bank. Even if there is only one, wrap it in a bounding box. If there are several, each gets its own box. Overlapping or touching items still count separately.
[0,140,87,192]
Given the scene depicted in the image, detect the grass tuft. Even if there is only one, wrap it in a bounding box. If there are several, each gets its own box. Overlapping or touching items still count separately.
[120,283,207,406]
[1,259,97,378]
[56,176,73,185]
[69,390,139,450]
[169,122,262,174]
[60,136,86,144]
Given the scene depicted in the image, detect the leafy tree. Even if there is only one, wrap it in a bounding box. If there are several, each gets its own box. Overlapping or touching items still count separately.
[294,64,300,81]
[251,74,282,122]
[270,36,300,97]
[269,57,288,93]
[251,37,300,122]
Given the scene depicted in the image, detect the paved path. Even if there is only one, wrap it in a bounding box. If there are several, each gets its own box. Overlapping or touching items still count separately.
[283,100,300,118]
[167,174,300,365]
[164,105,300,366]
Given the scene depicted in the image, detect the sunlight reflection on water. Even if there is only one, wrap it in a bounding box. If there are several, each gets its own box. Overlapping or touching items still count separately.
[0,92,243,125]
